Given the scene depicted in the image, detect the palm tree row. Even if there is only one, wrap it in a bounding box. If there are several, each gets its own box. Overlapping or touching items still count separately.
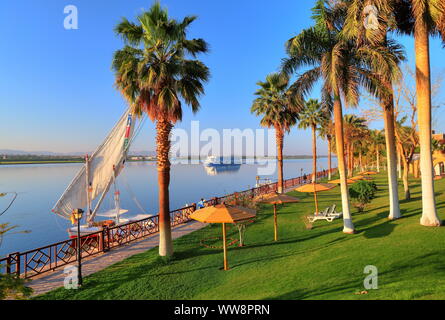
[342,0,444,225]
[251,0,444,234]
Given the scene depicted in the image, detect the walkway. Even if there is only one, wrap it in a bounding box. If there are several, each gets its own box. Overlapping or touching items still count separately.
[29,220,206,296]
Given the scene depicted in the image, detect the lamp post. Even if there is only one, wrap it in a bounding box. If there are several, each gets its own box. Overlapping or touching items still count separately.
[72,208,84,287]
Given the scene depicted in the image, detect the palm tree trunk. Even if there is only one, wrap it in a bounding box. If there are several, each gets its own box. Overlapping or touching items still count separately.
[328,137,332,180]
[333,90,354,234]
[382,94,401,220]
[312,124,317,183]
[350,144,355,177]
[376,145,380,172]
[397,148,402,179]
[403,157,411,200]
[415,22,441,226]
[276,127,284,193]
[156,119,173,256]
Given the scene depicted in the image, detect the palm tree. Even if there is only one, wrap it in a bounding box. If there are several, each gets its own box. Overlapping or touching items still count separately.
[343,115,367,176]
[409,0,443,225]
[298,99,329,183]
[251,73,300,193]
[395,121,418,200]
[283,2,356,233]
[112,2,210,256]
[370,130,385,172]
[318,118,335,180]
[343,0,444,225]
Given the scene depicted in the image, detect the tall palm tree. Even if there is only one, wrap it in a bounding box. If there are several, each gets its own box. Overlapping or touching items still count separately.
[298,99,329,183]
[409,0,443,225]
[112,2,210,256]
[343,0,444,225]
[343,0,408,220]
[318,118,335,180]
[283,2,354,233]
[251,73,300,193]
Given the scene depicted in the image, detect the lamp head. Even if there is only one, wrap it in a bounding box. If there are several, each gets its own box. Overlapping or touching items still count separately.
[72,208,84,220]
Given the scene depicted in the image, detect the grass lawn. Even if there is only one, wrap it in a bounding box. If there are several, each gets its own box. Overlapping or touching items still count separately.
[35,172,445,300]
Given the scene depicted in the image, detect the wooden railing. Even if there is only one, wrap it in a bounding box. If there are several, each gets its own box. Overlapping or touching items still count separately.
[0,168,337,279]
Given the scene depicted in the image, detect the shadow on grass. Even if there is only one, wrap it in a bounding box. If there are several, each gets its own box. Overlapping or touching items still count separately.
[362,219,397,239]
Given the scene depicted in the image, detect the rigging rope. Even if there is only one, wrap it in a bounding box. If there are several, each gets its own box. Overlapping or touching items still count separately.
[0,192,18,216]
[120,114,150,215]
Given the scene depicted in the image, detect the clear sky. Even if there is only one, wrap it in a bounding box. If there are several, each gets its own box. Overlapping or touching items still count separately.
[0,0,444,155]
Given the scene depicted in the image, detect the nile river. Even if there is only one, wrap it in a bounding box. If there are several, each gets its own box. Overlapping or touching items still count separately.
[0,158,336,256]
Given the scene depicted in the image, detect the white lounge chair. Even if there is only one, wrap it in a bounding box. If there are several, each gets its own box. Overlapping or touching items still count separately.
[313,206,330,216]
[307,206,335,223]
[327,204,342,219]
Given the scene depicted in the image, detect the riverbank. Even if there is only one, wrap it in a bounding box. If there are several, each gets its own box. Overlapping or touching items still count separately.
[0,159,156,166]
[35,172,445,300]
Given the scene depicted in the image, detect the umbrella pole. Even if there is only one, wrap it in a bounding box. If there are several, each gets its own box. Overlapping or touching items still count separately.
[222,223,229,270]
[313,183,319,215]
[273,204,278,241]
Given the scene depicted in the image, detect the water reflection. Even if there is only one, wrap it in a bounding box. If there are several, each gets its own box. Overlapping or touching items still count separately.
[0,158,336,255]
[203,164,241,175]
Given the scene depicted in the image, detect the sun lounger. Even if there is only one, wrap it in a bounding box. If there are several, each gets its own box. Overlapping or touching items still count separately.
[307,205,342,223]
[313,206,330,216]
[327,204,342,219]
[308,205,335,223]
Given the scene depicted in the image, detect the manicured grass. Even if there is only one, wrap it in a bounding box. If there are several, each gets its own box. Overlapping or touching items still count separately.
[35,173,445,300]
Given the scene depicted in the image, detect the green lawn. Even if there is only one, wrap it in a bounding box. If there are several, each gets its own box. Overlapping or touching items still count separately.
[35,173,445,300]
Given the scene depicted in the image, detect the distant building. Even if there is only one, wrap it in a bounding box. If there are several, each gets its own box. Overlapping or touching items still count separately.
[409,132,445,178]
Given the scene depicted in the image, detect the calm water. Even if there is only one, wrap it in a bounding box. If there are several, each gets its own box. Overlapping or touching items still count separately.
[0,158,336,256]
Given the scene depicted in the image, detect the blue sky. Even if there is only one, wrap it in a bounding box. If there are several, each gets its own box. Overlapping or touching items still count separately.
[0,0,444,155]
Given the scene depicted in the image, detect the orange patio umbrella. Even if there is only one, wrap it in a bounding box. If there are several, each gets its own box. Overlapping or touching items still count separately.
[294,183,336,215]
[254,192,300,241]
[190,203,256,270]
[351,175,365,181]
[328,178,355,184]
[360,171,378,175]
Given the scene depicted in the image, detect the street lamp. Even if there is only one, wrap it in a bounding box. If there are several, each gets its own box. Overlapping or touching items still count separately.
[72,208,84,287]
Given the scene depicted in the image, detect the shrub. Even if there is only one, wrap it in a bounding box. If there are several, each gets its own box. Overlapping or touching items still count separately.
[349,180,378,212]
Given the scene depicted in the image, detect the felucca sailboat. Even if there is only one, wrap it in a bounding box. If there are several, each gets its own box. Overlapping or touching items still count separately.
[52,110,150,238]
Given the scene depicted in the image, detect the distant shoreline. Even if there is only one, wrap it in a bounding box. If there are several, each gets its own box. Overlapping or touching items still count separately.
[0,156,334,166]
[0,159,156,166]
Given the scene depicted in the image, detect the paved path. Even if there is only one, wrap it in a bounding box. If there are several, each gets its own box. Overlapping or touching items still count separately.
[30,221,206,297]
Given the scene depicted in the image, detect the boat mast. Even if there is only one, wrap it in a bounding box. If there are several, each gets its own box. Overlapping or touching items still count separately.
[85,154,92,224]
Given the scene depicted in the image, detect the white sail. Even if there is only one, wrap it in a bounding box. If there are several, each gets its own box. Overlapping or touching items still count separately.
[52,110,136,220]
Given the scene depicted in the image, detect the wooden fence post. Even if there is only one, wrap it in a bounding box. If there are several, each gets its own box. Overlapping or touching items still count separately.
[103,227,110,252]
[99,230,104,253]
[6,255,11,274]
[16,253,21,277]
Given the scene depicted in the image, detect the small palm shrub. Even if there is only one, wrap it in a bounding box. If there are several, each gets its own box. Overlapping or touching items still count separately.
[349,180,378,212]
